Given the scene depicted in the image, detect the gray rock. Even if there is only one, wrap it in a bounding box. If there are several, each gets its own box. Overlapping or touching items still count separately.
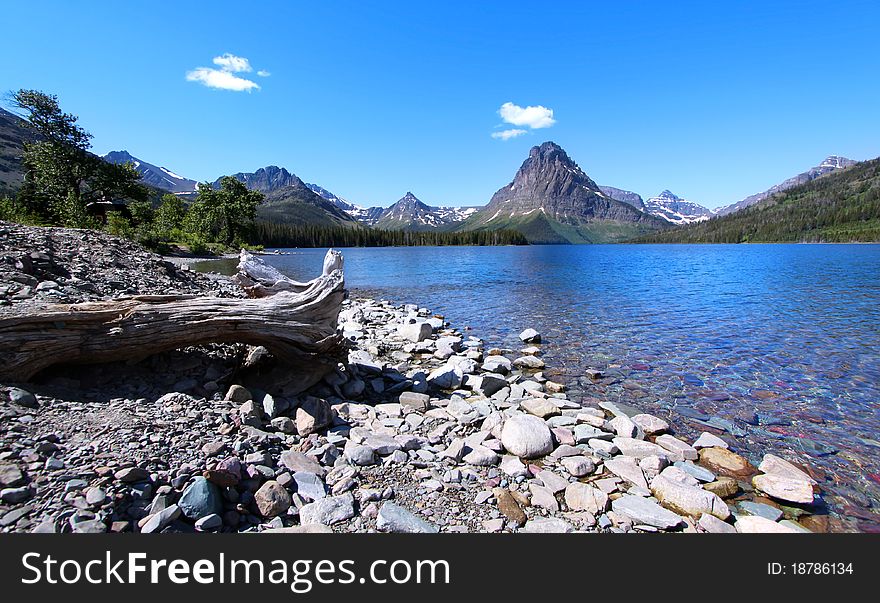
[674,461,716,483]
[603,457,649,490]
[195,513,223,531]
[398,391,430,411]
[114,466,151,483]
[345,443,377,466]
[0,462,26,487]
[179,476,223,520]
[376,502,440,533]
[6,387,37,408]
[279,450,326,476]
[561,456,595,477]
[513,355,545,370]
[141,504,181,533]
[738,501,783,522]
[1,486,32,503]
[611,494,685,530]
[299,493,355,526]
[609,415,639,438]
[655,435,698,461]
[293,472,327,501]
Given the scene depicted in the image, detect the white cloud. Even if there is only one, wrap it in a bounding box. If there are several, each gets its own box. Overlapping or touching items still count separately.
[491,129,528,140]
[186,67,260,92]
[498,102,556,129]
[186,53,268,92]
[212,53,252,73]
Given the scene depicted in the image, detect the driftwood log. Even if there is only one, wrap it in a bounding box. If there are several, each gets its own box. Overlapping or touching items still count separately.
[0,249,346,381]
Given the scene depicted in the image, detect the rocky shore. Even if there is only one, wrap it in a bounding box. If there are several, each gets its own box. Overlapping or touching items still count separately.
[0,223,833,533]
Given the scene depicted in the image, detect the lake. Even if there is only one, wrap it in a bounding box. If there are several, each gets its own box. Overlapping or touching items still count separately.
[198,244,880,523]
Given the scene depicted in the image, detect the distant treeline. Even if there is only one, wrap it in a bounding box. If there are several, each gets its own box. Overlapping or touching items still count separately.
[632,157,880,243]
[250,221,529,247]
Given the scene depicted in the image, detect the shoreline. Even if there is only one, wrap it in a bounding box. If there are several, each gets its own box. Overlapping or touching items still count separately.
[0,224,843,533]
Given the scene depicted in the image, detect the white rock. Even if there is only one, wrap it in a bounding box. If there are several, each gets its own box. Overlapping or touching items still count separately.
[655,435,698,461]
[650,474,730,520]
[631,414,669,435]
[500,414,554,459]
[735,515,801,533]
[758,454,817,484]
[752,474,815,504]
[564,482,609,514]
[693,432,729,449]
[519,328,541,343]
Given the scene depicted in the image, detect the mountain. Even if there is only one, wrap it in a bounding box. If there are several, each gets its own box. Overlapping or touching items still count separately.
[634,157,880,243]
[458,142,667,244]
[218,166,360,228]
[103,150,198,194]
[372,192,478,231]
[0,108,35,193]
[305,183,385,225]
[599,185,646,210]
[644,190,714,224]
[718,156,857,216]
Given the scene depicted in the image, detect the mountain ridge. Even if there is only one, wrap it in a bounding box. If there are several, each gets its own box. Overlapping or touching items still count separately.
[718,155,857,216]
[459,142,667,243]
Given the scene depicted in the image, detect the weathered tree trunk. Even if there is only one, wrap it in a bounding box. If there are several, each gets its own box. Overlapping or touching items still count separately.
[233,249,344,297]
[0,250,346,381]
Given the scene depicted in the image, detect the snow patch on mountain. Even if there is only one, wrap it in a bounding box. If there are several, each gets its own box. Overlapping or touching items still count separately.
[644,190,715,225]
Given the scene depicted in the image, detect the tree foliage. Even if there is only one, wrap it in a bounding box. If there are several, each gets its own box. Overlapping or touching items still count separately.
[11,89,148,226]
[185,177,263,246]
[632,158,880,243]
[250,221,529,247]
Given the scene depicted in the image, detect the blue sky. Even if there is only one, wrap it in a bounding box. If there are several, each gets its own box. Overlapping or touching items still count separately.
[2,0,878,209]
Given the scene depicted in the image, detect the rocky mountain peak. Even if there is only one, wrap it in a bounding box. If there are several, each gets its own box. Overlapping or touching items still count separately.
[819,156,855,169]
[657,190,682,200]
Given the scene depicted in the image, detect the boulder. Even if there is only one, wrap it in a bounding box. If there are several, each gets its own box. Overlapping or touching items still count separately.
[377,502,439,533]
[757,454,817,484]
[650,474,730,520]
[611,495,685,530]
[254,481,291,517]
[299,493,355,526]
[698,447,756,478]
[295,397,333,436]
[519,328,541,343]
[398,322,432,342]
[179,476,223,520]
[564,483,608,514]
[500,414,554,459]
[752,474,815,505]
[631,413,669,435]
[735,515,801,533]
